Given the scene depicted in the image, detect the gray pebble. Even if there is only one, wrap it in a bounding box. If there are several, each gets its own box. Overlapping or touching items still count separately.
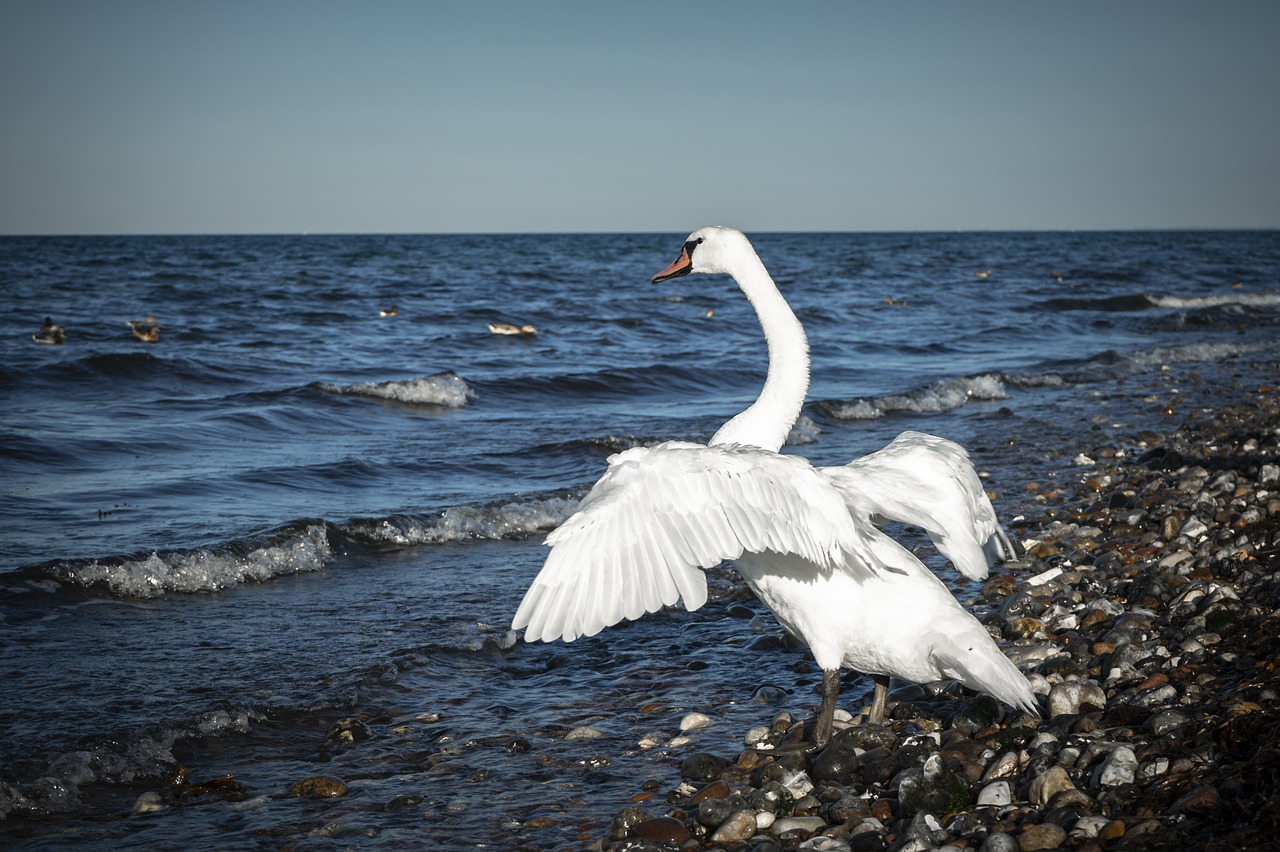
[1093,745,1137,787]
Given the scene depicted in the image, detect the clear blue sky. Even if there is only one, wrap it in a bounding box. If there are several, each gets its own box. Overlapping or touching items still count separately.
[2,1,1277,234]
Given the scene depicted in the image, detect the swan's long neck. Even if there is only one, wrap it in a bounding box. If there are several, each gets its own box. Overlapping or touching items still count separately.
[709,255,810,453]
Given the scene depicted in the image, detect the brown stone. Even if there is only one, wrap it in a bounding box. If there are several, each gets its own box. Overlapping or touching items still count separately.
[1029,766,1075,806]
[1019,822,1067,850]
[1170,784,1220,814]
[289,775,347,798]
[689,780,730,804]
[1098,819,1126,840]
[630,816,692,844]
[1136,672,1170,692]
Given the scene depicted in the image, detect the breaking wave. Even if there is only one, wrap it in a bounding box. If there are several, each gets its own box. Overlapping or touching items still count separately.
[18,493,581,600]
[820,374,1008,421]
[317,371,477,407]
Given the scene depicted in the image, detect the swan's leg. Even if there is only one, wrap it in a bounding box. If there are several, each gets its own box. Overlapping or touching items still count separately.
[867,674,890,726]
[814,669,841,748]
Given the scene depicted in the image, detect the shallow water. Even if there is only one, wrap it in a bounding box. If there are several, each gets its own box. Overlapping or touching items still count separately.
[1,230,1278,847]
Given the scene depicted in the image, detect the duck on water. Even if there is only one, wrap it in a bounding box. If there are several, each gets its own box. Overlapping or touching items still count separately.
[512,227,1036,747]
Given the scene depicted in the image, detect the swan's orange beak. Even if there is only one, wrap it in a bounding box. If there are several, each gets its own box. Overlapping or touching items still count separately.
[652,245,693,283]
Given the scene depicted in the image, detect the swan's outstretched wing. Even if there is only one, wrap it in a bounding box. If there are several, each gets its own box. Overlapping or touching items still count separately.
[514,441,878,642]
[822,431,1014,581]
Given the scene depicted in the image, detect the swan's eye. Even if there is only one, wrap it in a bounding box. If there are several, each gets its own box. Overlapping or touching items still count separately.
[684,237,703,257]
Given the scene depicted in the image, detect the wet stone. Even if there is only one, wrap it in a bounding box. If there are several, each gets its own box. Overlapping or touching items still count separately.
[608,806,651,841]
[289,776,348,798]
[811,736,861,785]
[681,752,729,782]
[709,809,757,843]
[324,718,373,750]
[630,816,692,844]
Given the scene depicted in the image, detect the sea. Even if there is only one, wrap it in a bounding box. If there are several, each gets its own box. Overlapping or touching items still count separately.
[1,230,1278,849]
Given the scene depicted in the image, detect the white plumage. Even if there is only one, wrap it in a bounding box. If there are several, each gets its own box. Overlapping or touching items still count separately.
[511,226,1036,744]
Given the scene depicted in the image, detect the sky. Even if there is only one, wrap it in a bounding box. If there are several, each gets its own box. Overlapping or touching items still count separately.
[1,1,1277,235]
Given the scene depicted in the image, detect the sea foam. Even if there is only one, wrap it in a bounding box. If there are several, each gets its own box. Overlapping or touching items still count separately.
[344,496,580,547]
[318,371,477,407]
[49,524,332,598]
[823,374,1008,420]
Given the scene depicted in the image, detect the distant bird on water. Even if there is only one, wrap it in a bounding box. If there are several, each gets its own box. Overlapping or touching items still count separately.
[380,305,399,316]
[128,316,160,343]
[487,322,537,336]
[33,317,66,344]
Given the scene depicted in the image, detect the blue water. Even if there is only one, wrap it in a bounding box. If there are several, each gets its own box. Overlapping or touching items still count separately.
[1,230,1278,847]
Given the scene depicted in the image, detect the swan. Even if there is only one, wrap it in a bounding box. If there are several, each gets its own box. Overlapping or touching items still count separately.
[33,316,66,344]
[512,226,1035,745]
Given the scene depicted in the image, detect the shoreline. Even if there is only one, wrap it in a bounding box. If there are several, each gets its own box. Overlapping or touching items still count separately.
[600,355,1280,851]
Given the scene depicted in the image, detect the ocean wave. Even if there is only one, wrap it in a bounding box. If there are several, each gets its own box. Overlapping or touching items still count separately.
[1036,293,1157,312]
[42,523,333,599]
[819,374,1008,420]
[0,707,261,818]
[317,371,477,407]
[787,414,822,445]
[342,495,580,547]
[1148,291,1280,310]
[1028,340,1280,386]
[486,362,744,401]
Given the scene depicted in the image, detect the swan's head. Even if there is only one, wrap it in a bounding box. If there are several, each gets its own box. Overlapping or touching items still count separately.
[652,226,755,283]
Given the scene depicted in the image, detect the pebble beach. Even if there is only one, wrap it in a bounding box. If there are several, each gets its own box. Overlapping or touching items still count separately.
[599,354,1280,852]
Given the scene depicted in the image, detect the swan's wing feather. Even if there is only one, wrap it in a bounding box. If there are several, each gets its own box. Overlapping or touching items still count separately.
[823,430,1011,581]
[513,441,872,642]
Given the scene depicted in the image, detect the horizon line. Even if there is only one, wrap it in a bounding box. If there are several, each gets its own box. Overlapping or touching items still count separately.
[3,225,1278,239]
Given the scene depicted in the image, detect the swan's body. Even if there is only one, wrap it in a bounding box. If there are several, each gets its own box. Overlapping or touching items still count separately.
[488,322,537,336]
[512,227,1035,744]
[33,316,66,344]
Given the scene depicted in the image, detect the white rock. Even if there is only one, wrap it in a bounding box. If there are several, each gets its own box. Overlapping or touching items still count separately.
[132,791,167,813]
[1027,566,1064,586]
[1072,814,1112,839]
[637,732,663,749]
[976,780,1012,806]
[770,816,827,836]
[782,769,814,798]
[680,712,714,732]
[1180,517,1209,539]
[1094,745,1137,787]
[564,725,602,740]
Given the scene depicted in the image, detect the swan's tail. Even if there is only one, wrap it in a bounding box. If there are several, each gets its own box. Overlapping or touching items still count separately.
[930,630,1039,717]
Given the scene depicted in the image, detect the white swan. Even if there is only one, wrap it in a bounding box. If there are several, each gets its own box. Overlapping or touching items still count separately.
[512,226,1035,745]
